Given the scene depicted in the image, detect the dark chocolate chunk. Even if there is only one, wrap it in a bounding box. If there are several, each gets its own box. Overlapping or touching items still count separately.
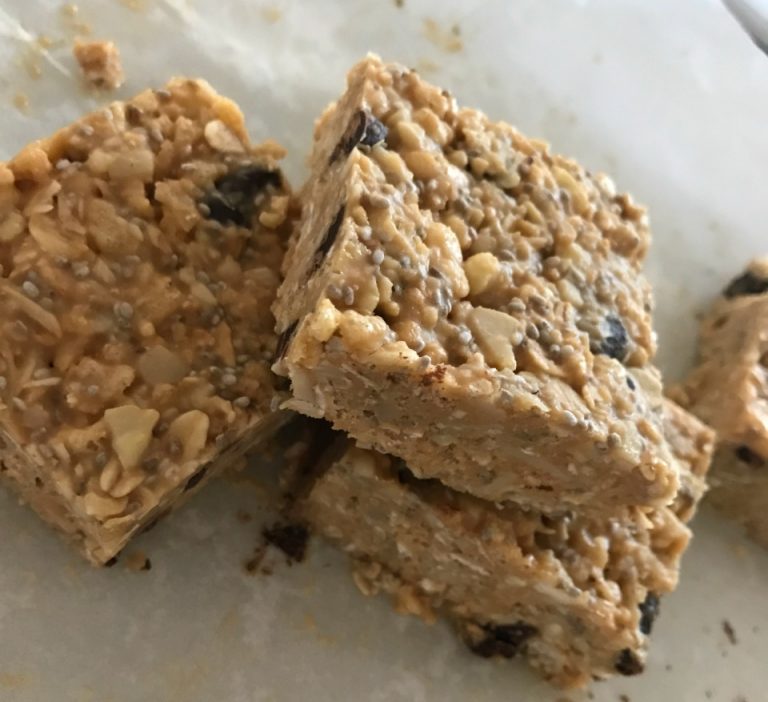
[592,314,629,361]
[262,522,309,563]
[735,444,764,466]
[468,622,538,659]
[184,465,209,492]
[723,270,768,298]
[638,592,660,635]
[615,648,644,676]
[312,205,345,270]
[201,165,281,226]
[275,320,298,361]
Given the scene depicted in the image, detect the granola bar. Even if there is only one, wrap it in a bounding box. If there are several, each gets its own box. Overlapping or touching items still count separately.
[294,399,713,688]
[0,78,294,564]
[675,258,768,546]
[274,55,678,511]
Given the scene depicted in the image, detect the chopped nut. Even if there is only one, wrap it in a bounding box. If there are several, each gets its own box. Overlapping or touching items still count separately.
[166,410,210,463]
[104,405,160,470]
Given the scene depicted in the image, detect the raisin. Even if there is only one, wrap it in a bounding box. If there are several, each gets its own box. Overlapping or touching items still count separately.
[329,110,388,163]
[201,165,281,226]
[735,444,764,466]
[723,270,768,298]
[275,320,298,362]
[360,117,388,147]
[468,622,538,659]
[262,522,309,563]
[184,465,209,492]
[312,205,345,270]
[591,315,629,361]
[638,592,660,635]
[615,648,644,676]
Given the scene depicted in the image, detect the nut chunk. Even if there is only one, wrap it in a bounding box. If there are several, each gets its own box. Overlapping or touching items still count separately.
[294,400,713,688]
[274,54,678,511]
[676,257,768,547]
[74,40,125,90]
[0,79,294,564]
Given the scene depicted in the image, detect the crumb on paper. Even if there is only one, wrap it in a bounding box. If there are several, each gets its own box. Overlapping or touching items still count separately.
[261,5,282,23]
[120,0,147,11]
[60,4,93,37]
[236,509,253,523]
[12,93,30,113]
[415,58,440,75]
[722,619,738,645]
[262,521,309,564]
[422,18,464,53]
[124,551,152,572]
[0,673,29,689]
[619,695,630,702]
[592,51,603,64]
[394,0,404,6]
[74,40,124,90]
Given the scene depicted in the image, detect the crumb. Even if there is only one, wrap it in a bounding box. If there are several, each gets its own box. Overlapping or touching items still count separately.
[665,663,672,671]
[262,522,309,563]
[422,18,463,53]
[587,693,594,701]
[619,695,630,702]
[60,3,92,37]
[73,40,124,89]
[705,692,712,700]
[243,545,267,575]
[733,696,748,702]
[12,93,29,113]
[752,625,760,634]
[260,565,273,576]
[394,0,404,6]
[592,52,603,64]
[119,0,147,10]
[261,6,282,23]
[124,551,151,572]
[236,509,253,523]
[722,619,738,645]
[415,58,440,75]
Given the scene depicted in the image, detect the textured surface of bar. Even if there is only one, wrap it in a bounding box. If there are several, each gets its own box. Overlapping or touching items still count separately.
[0,78,293,563]
[295,400,712,688]
[275,54,677,510]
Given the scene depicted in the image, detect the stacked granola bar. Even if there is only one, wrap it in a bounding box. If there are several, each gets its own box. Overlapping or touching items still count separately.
[276,55,714,686]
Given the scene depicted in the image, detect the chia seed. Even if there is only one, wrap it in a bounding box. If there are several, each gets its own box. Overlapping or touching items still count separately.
[233,396,250,408]
[372,249,385,266]
[342,285,355,305]
[508,298,526,313]
[0,376,6,390]
[221,373,237,386]
[86,385,99,396]
[113,301,134,320]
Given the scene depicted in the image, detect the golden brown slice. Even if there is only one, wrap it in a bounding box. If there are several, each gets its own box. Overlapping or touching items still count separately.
[274,54,678,512]
[0,78,294,564]
[294,399,713,688]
